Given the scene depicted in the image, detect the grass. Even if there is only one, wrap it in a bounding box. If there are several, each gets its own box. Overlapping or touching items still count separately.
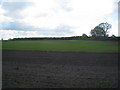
[2,40,119,52]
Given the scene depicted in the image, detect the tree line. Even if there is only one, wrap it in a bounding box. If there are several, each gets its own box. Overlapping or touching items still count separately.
[9,22,119,41]
[9,36,119,41]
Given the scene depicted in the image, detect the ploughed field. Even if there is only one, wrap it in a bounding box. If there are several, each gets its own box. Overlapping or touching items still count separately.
[2,40,119,88]
[2,50,118,88]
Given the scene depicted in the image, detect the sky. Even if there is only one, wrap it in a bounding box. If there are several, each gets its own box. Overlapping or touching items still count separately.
[0,0,119,40]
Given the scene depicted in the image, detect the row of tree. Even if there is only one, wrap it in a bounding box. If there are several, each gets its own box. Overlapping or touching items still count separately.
[10,35,119,41]
[8,22,119,41]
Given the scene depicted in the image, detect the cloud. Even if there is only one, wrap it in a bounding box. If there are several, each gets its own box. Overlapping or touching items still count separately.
[21,0,118,32]
[0,21,39,30]
[0,0,119,39]
[0,30,40,40]
[2,1,32,19]
[0,5,14,29]
[0,25,74,40]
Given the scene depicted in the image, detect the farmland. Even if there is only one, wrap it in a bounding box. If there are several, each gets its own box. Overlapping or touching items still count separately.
[2,40,119,88]
[2,40,119,52]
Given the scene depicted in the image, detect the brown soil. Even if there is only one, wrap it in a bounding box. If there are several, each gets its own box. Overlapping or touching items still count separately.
[2,50,118,88]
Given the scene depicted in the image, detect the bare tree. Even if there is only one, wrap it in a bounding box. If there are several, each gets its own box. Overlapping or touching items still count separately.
[98,22,112,37]
[90,22,112,37]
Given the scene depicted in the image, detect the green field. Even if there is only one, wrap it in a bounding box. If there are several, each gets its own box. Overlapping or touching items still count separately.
[2,40,119,52]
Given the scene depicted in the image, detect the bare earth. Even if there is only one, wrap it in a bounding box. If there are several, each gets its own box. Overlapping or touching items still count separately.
[2,50,118,88]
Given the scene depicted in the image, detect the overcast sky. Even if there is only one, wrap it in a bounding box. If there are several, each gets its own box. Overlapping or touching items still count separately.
[0,0,119,40]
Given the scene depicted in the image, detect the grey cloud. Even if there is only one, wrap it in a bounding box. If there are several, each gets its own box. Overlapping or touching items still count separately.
[0,21,40,30]
[0,21,74,36]
[2,1,33,18]
[38,25,74,36]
